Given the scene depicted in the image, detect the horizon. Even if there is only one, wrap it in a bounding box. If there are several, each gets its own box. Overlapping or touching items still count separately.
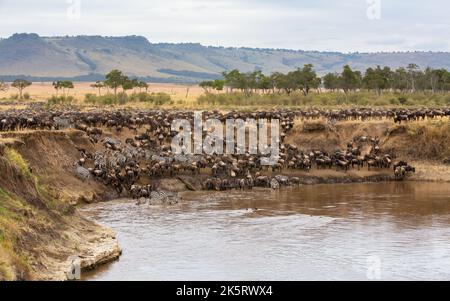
[0,0,449,52]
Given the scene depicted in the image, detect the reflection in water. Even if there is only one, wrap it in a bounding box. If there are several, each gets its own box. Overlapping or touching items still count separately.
[81,182,450,281]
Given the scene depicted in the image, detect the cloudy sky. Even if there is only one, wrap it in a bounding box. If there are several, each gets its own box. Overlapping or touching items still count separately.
[0,0,448,52]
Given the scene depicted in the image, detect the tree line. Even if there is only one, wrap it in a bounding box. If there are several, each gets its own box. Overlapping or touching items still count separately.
[199,64,450,95]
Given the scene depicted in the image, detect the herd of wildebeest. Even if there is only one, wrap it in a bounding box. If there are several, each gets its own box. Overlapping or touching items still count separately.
[1,105,449,201]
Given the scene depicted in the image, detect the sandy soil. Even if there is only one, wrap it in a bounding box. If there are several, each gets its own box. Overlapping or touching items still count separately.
[409,161,450,182]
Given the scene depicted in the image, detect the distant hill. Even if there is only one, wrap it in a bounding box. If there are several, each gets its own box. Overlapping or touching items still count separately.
[1,33,450,83]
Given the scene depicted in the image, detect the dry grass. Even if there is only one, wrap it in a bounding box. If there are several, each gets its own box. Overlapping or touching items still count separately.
[2,82,449,110]
[405,120,450,159]
[0,82,206,104]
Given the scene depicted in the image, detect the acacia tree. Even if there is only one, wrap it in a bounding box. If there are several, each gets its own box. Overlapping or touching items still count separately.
[12,79,32,99]
[105,69,126,97]
[62,81,74,96]
[91,81,105,96]
[0,80,9,92]
[138,81,149,93]
[122,78,134,94]
[294,64,321,95]
[53,81,74,97]
[323,73,340,92]
[52,81,60,96]
[362,66,392,95]
[199,79,225,93]
[222,69,242,93]
[339,65,362,94]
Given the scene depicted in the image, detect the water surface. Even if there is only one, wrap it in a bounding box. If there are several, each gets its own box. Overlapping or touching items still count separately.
[81,182,450,280]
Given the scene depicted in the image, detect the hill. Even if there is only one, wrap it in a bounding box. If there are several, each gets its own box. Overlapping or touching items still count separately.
[1,33,450,83]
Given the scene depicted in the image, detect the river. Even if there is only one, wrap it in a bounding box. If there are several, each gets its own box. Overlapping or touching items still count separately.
[81,182,450,281]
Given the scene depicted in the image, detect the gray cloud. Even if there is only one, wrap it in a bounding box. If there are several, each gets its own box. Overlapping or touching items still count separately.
[0,0,448,52]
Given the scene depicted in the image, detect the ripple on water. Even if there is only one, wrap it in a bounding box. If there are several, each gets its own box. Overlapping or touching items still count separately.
[81,182,450,281]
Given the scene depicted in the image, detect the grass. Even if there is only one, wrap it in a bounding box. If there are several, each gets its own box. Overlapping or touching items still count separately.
[0,186,29,280]
[83,92,173,106]
[3,85,450,109]
[196,91,450,108]
[404,119,450,160]
[4,148,32,178]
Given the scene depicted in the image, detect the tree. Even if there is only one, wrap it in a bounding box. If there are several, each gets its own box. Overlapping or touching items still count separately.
[137,81,149,93]
[105,69,126,97]
[222,69,243,92]
[52,81,61,96]
[257,74,272,93]
[392,67,409,92]
[362,65,392,95]
[122,78,135,93]
[406,63,419,92]
[199,79,225,93]
[339,65,361,93]
[199,81,214,93]
[53,80,74,96]
[91,81,105,96]
[212,79,225,91]
[323,73,340,91]
[294,64,321,95]
[63,81,74,96]
[12,79,32,99]
[0,80,9,92]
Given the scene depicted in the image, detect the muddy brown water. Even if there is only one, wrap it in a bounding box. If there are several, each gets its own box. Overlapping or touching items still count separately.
[80,182,450,281]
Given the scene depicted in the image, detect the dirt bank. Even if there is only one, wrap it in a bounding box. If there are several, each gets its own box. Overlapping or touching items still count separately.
[0,132,120,280]
[286,118,450,180]
[0,117,449,279]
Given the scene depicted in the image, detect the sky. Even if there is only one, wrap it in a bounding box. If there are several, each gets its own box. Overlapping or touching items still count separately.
[0,0,448,52]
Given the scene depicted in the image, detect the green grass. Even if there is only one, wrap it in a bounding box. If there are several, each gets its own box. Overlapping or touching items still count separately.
[4,148,32,178]
[84,92,173,106]
[196,91,450,108]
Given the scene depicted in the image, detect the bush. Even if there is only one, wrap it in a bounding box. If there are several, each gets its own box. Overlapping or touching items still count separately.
[84,92,172,106]
[196,91,450,108]
[47,95,74,105]
[23,92,31,100]
[398,96,408,105]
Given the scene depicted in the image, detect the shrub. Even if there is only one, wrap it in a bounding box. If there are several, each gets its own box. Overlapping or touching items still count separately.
[196,91,450,108]
[47,95,74,105]
[398,96,408,105]
[23,93,31,100]
[84,93,97,104]
[84,92,172,106]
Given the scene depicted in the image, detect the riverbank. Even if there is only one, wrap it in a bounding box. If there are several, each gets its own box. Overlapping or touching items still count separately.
[0,132,121,280]
[1,116,449,280]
